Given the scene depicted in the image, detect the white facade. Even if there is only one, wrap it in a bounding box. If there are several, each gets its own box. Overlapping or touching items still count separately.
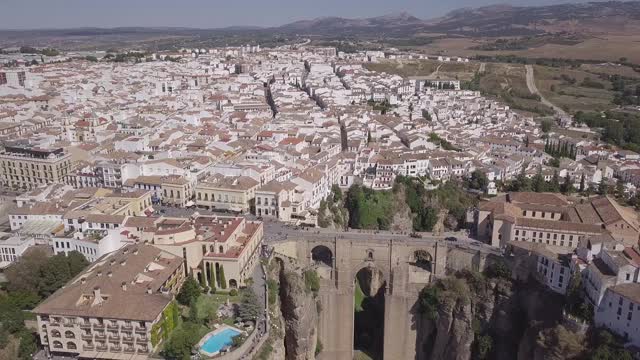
[53,229,123,262]
[537,254,571,294]
[595,284,640,347]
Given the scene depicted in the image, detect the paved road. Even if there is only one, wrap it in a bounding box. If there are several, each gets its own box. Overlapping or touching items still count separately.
[260,218,499,255]
[525,64,570,120]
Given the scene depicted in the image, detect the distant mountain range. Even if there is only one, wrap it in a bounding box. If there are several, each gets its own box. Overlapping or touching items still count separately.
[2,1,640,49]
[272,1,640,36]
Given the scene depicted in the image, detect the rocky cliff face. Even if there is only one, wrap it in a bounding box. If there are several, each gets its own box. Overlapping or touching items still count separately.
[279,271,318,360]
[416,271,567,360]
[268,259,318,360]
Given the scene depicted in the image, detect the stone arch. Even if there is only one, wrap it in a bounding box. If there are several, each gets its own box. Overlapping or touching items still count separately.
[219,245,224,254]
[51,329,61,338]
[52,340,63,349]
[65,330,75,339]
[353,263,387,358]
[210,245,214,253]
[352,262,388,297]
[412,249,433,272]
[229,279,238,289]
[311,245,333,267]
[67,342,77,350]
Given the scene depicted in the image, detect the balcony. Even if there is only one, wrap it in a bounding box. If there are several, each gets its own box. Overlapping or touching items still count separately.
[79,322,91,329]
[83,345,94,351]
[110,346,122,352]
[122,336,134,344]
[49,322,61,327]
[108,334,120,341]
[134,327,147,334]
[124,347,136,354]
[94,332,106,339]
[93,323,105,330]
[96,344,108,351]
[107,323,119,331]
[63,321,76,328]
[122,323,133,330]
[81,334,93,340]
[138,347,149,354]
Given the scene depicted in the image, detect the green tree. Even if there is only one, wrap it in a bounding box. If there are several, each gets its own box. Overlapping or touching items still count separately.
[615,179,625,199]
[467,170,489,191]
[162,322,202,360]
[532,167,546,193]
[510,167,531,192]
[331,184,343,202]
[17,331,36,360]
[548,171,560,193]
[484,262,511,279]
[209,265,216,293]
[238,288,261,321]
[561,174,574,194]
[304,270,320,296]
[598,178,609,196]
[218,266,227,289]
[176,275,200,306]
[541,119,553,133]
[417,286,440,320]
[579,173,586,192]
[188,302,200,324]
[475,334,493,360]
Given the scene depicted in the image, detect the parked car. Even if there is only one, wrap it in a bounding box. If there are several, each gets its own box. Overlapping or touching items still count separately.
[445,236,458,242]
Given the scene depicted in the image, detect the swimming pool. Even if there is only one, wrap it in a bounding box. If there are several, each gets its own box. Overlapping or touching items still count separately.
[199,327,242,355]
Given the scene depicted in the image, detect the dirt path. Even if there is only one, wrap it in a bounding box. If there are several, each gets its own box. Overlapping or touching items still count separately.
[430,63,444,78]
[525,64,570,120]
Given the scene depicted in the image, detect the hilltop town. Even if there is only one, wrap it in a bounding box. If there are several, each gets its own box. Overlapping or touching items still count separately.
[1,43,640,360]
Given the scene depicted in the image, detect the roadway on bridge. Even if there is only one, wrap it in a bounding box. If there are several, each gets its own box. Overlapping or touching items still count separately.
[261,219,500,255]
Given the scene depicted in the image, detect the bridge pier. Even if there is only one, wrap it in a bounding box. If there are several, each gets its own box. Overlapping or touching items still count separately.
[270,233,494,360]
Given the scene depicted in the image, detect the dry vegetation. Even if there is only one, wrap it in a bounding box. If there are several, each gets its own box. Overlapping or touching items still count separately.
[363,60,479,81]
[478,63,553,117]
[417,35,640,63]
[533,65,616,113]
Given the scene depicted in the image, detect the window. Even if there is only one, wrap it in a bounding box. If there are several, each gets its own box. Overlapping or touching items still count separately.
[516,230,519,236]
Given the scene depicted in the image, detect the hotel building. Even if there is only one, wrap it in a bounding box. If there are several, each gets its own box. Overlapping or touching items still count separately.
[33,244,185,359]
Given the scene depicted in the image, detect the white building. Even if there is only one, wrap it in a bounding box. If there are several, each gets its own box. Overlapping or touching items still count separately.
[0,232,35,268]
[53,229,123,263]
[595,283,640,347]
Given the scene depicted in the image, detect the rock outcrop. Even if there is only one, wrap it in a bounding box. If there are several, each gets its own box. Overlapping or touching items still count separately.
[279,270,318,360]
[268,258,318,360]
[416,271,569,360]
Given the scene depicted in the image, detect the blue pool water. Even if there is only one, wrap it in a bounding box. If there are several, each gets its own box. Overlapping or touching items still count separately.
[200,328,242,353]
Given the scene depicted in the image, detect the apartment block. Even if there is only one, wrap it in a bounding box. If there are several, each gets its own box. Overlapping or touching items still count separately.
[0,143,74,190]
[33,244,185,359]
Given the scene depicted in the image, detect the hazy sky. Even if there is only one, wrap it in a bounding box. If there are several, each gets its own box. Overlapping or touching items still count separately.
[1,0,599,29]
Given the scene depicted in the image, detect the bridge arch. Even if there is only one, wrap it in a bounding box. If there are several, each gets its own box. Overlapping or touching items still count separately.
[353,263,387,359]
[411,249,434,272]
[311,245,333,267]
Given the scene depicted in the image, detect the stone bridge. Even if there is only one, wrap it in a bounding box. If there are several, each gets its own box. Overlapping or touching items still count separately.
[270,232,500,360]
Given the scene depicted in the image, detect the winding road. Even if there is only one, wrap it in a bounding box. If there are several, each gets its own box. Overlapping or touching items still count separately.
[525,64,570,120]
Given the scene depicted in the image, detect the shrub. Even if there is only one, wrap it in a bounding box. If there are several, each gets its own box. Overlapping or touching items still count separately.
[304,270,320,296]
[229,289,238,296]
[176,275,200,306]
